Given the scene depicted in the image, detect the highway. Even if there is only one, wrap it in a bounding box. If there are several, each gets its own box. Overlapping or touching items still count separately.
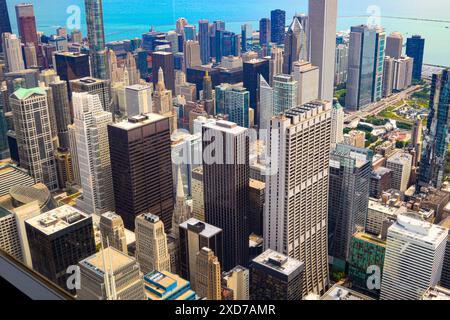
[344,85,423,127]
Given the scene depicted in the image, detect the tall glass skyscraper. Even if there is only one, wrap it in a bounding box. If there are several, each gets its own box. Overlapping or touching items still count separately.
[406,35,425,81]
[198,19,210,64]
[270,9,286,45]
[259,18,271,46]
[85,0,108,79]
[346,25,377,111]
[0,0,12,53]
[418,69,450,188]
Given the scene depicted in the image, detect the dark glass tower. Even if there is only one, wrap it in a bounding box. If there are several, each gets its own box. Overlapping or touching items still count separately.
[198,19,210,65]
[54,52,91,82]
[202,120,249,271]
[25,206,96,293]
[270,9,286,45]
[152,51,175,93]
[406,35,425,81]
[215,30,238,63]
[243,58,269,127]
[49,80,71,148]
[108,114,174,232]
[0,0,12,53]
[418,69,450,188]
[85,0,108,79]
[259,18,271,46]
[328,144,372,270]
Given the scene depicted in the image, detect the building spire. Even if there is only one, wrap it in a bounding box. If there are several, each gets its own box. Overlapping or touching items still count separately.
[171,167,191,239]
[156,67,166,91]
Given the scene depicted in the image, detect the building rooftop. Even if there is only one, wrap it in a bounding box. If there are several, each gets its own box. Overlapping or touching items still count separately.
[252,249,303,277]
[249,178,265,191]
[368,199,406,217]
[11,87,46,100]
[353,232,386,247]
[203,120,248,135]
[389,214,448,244]
[26,205,91,236]
[110,113,167,130]
[125,84,152,91]
[180,218,222,238]
[144,270,196,300]
[79,247,136,276]
[0,164,35,197]
[321,284,374,300]
[387,151,412,165]
[422,286,450,300]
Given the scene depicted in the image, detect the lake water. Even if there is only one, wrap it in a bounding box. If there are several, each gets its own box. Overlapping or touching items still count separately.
[5,0,450,66]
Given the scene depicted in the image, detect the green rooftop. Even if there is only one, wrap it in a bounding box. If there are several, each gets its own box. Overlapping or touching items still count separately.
[12,87,46,100]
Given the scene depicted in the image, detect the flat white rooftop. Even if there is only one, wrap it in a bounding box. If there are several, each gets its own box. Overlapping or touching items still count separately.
[26,205,91,235]
[111,113,167,130]
[203,120,248,135]
[390,214,448,244]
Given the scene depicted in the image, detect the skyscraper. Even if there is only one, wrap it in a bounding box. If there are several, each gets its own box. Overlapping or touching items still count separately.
[243,58,269,127]
[49,78,71,148]
[215,83,250,127]
[0,0,12,53]
[70,77,111,113]
[14,4,39,52]
[283,15,308,74]
[108,114,174,231]
[250,249,304,300]
[10,87,58,191]
[135,213,171,274]
[259,18,271,46]
[346,25,377,111]
[2,33,25,72]
[419,69,450,188]
[195,247,222,300]
[406,35,425,81]
[382,56,395,97]
[386,151,412,192]
[99,211,128,254]
[54,52,91,82]
[264,101,332,295]
[179,218,223,287]
[293,61,319,106]
[203,120,249,271]
[270,9,286,45]
[385,32,403,59]
[328,144,372,269]
[257,75,273,130]
[85,0,108,79]
[152,51,175,93]
[25,205,96,292]
[72,92,114,215]
[269,45,284,84]
[124,84,152,117]
[373,27,386,102]
[215,30,239,63]
[273,74,298,114]
[222,265,250,300]
[184,40,202,71]
[380,215,447,300]
[78,247,145,300]
[199,19,210,65]
[308,0,337,101]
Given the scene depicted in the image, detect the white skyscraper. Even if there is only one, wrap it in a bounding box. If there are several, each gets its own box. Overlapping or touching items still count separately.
[2,33,25,72]
[331,99,344,148]
[258,75,274,130]
[293,61,319,106]
[72,92,114,214]
[380,215,447,300]
[308,0,338,101]
[135,213,171,275]
[264,100,332,295]
[10,88,58,191]
[125,84,153,117]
